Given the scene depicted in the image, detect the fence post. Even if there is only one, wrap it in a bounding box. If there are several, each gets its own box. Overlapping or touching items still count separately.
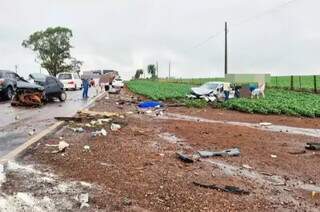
[314,75,317,93]
[299,76,302,89]
[290,76,294,90]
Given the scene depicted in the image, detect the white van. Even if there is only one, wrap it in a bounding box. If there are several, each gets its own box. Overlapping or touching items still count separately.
[57,72,82,90]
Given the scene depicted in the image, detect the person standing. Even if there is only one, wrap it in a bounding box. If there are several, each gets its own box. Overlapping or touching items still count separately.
[82,78,89,99]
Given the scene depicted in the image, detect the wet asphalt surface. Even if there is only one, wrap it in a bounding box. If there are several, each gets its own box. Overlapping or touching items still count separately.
[0,89,95,157]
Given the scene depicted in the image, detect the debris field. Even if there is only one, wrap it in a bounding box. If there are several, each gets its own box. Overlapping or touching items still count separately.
[2,88,320,211]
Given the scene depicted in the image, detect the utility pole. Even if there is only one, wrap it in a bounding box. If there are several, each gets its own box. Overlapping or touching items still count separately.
[224,21,228,76]
[156,62,159,78]
[168,61,171,79]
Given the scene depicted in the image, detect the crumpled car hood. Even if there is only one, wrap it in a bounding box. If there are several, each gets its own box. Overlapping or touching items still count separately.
[191,87,213,96]
[17,80,44,91]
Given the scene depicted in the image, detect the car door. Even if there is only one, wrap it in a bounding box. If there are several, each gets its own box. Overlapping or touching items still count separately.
[45,77,59,97]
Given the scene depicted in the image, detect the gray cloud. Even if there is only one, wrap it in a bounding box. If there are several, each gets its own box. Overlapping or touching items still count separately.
[0,0,319,79]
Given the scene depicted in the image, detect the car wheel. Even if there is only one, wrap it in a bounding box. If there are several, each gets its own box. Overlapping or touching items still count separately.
[5,86,14,100]
[58,91,67,102]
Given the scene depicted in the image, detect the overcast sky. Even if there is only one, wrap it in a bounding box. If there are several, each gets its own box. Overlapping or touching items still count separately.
[0,0,319,79]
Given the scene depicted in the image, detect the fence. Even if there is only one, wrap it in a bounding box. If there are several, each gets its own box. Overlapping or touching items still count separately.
[268,75,320,93]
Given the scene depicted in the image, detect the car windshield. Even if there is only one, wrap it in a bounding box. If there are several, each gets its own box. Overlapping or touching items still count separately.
[29,73,46,82]
[58,74,72,80]
[202,82,219,90]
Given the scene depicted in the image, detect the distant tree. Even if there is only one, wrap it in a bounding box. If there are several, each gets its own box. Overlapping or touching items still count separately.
[70,58,83,75]
[147,64,157,79]
[134,69,144,79]
[22,26,75,76]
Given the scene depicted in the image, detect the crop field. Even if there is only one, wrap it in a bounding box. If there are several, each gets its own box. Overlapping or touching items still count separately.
[128,80,320,117]
[223,89,320,117]
[127,80,191,100]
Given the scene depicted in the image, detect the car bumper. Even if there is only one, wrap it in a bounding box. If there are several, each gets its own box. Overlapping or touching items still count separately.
[63,84,76,89]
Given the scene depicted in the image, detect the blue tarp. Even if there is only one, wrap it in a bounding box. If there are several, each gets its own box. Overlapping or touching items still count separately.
[138,101,162,109]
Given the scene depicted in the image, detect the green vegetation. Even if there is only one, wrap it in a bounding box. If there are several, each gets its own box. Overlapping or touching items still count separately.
[128,80,320,117]
[127,80,191,100]
[22,26,80,76]
[223,89,320,117]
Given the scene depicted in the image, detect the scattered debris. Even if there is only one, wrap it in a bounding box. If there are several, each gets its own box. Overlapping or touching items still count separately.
[198,148,240,158]
[83,145,90,151]
[305,143,320,151]
[288,150,306,155]
[58,141,69,152]
[97,119,111,124]
[52,141,69,153]
[92,128,107,137]
[69,127,84,133]
[79,193,90,209]
[242,164,253,169]
[111,123,121,131]
[271,154,278,158]
[259,122,272,126]
[78,110,119,118]
[15,115,20,120]
[176,152,194,163]
[193,181,250,195]
[85,123,92,128]
[28,129,36,136]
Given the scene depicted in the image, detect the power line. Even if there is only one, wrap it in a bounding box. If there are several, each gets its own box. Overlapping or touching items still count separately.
[187,0,301,51]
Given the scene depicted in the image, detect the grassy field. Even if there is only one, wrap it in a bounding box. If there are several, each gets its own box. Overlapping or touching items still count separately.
[128,80,320,117]
[162,75,320,90]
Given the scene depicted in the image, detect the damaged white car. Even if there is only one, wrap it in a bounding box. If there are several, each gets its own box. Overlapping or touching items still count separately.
[187,82,234,102]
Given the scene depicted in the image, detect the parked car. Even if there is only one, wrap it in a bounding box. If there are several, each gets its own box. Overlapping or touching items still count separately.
[0,70,22,100]
[57,72,82,90]
[189,81,234,101]
[113,78,124,88]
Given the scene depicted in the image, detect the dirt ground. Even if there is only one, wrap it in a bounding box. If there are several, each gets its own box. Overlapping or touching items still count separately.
[4,89,320,211]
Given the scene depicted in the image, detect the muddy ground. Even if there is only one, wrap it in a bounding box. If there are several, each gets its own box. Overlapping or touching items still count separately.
[2,89,320,211]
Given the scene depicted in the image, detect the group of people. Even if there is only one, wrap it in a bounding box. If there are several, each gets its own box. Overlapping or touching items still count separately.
[81,78,103,99]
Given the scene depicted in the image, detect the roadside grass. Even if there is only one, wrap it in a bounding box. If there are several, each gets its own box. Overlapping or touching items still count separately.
[128,80,320,117]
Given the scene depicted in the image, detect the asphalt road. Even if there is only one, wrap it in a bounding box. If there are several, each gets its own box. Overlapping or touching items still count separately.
[0,89,96,157]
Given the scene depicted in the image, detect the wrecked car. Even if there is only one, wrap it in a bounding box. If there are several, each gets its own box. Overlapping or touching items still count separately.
[11,73,66,107]
[187,82,235,102]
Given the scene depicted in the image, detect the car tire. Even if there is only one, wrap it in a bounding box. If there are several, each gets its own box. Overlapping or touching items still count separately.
[58,91,67,102]
[5,86,14,100]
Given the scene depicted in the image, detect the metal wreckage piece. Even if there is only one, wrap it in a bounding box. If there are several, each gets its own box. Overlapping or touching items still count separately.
[11,89,45,107]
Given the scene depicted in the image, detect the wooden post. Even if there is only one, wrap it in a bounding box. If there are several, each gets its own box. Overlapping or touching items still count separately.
[290,76,294,90]
[299,76,302,89]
